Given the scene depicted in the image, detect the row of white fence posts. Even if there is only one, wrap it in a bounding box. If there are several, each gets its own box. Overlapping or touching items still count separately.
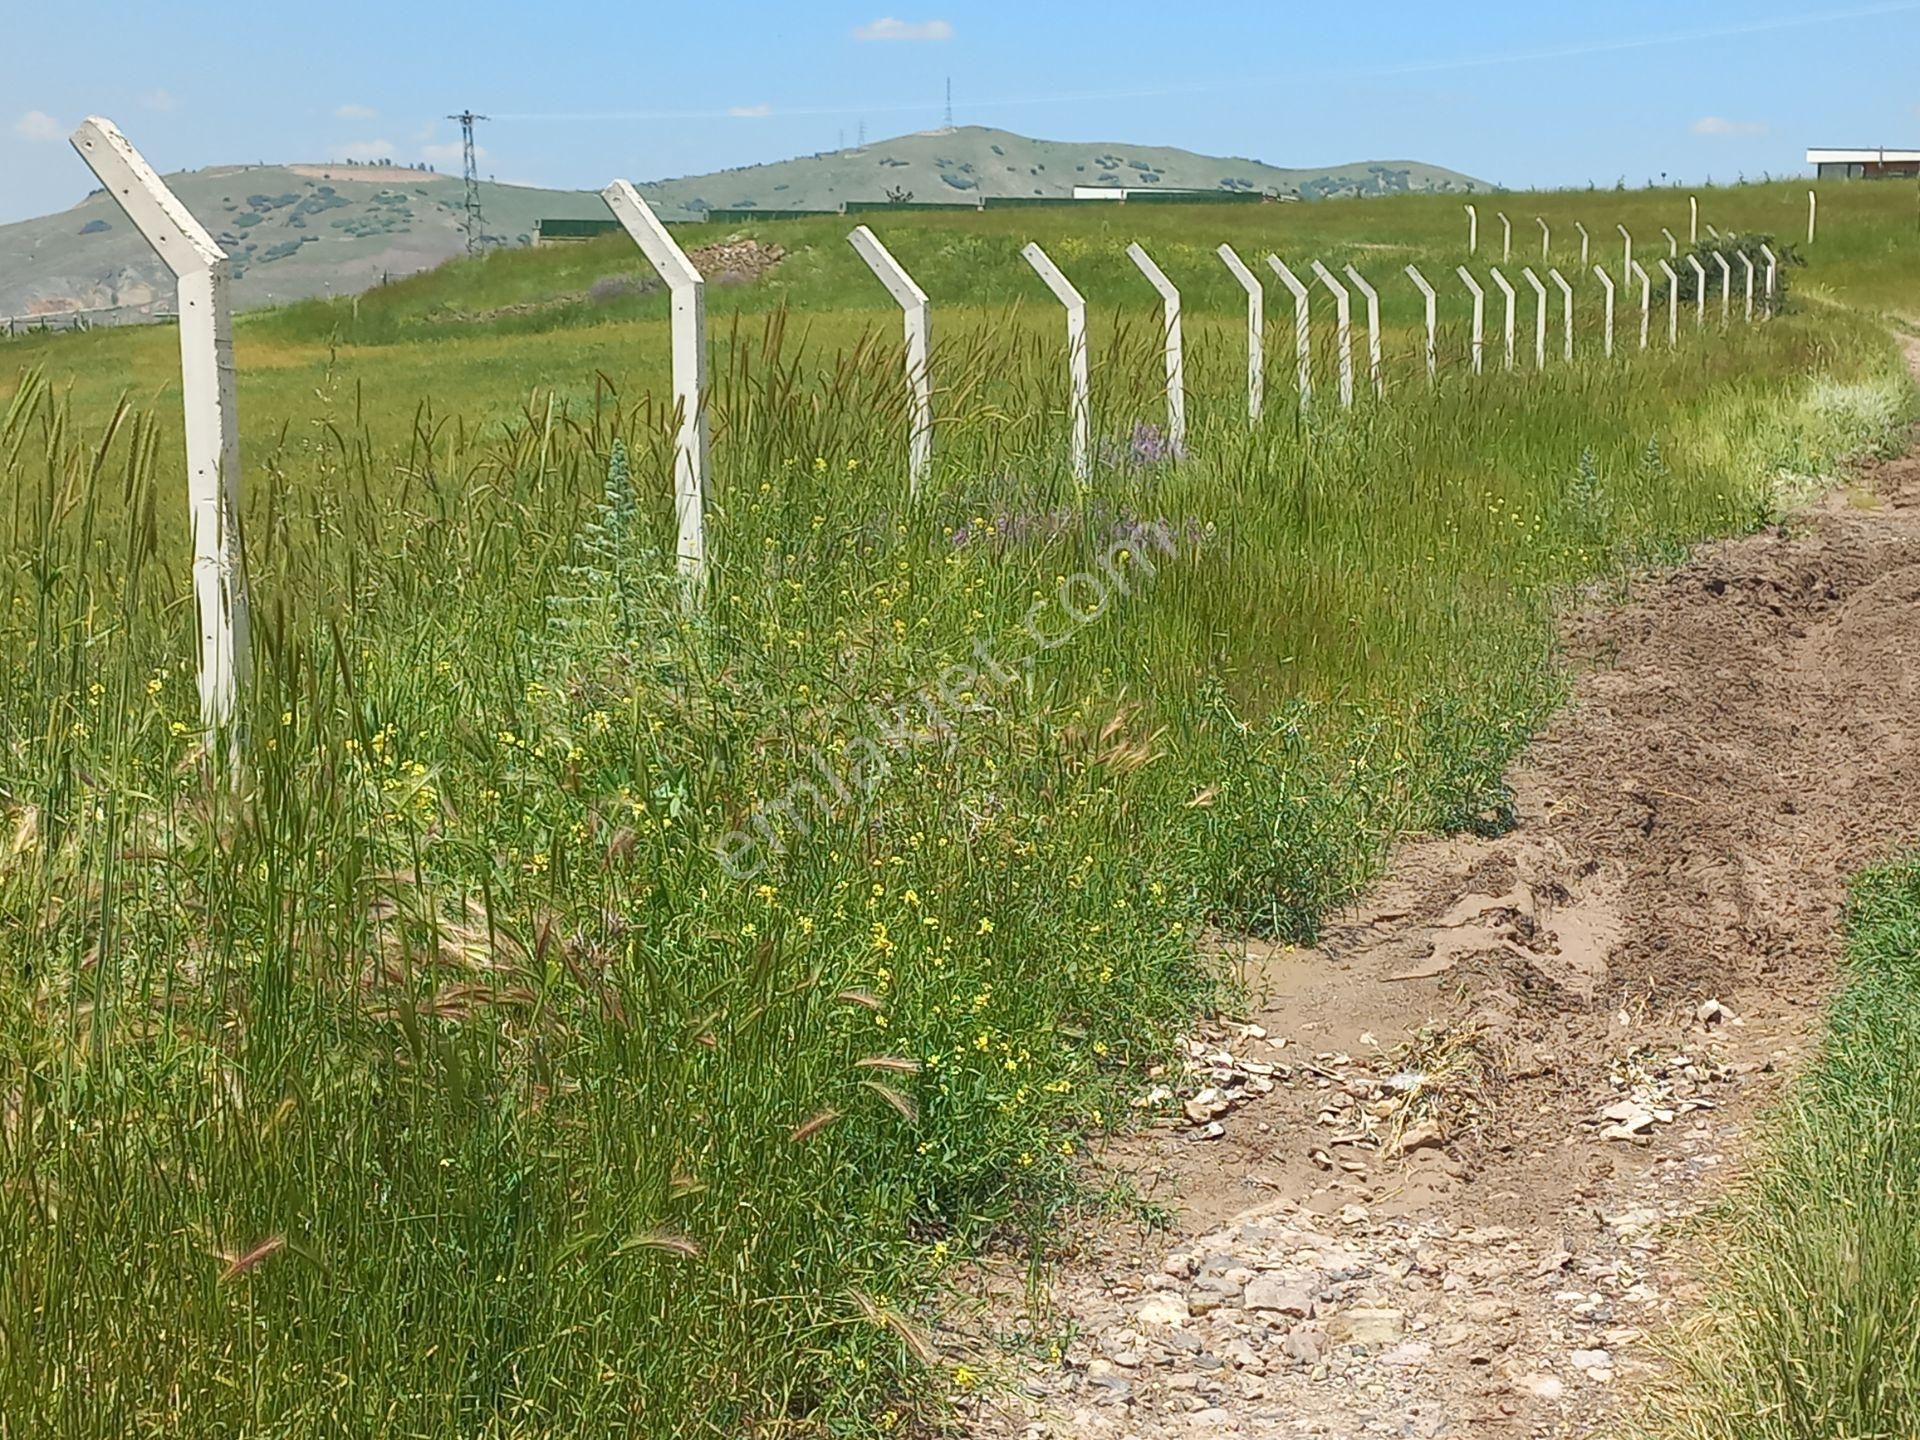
[73,112,1797,757]
[1469,195,1816,264]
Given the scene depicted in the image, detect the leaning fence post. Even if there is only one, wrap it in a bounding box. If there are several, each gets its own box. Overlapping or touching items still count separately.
[1661,227,1678,258]
[848,225,933,490]
[1617,224,1633,285]
[1521,267,1548,369]
[1713,251,1733,326]
[1127,242,1185,453]
[1689,194,1699,244]
[1309,260,1354,407]
[1266,255,1314,404]
[1217,244,1264,423]
[1021,242,1091,479]
[1405,265,1437,385]
[1549,268,1574,362]
[1658,258,1680,346]
[1576,221,1591,267]
[1738,250,1755,323]
[1488,267,1517,371]
[1758,243,1779,313]
[1807,189,1818,245]
[1629,259,1651,351]
[604,179,709,594]
[1456,266,1486,375]
[1593,266,1616,357]
[1687,254,1709,328]
[1465,203,1478,255]
[70,116,250,740]
[1536,216,1550,259]
[1344,264,1383,397]
[1497,211,1511,262]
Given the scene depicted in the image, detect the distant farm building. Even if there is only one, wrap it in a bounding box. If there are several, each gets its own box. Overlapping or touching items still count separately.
[535,218,623,245]
[1807,147,1920,180]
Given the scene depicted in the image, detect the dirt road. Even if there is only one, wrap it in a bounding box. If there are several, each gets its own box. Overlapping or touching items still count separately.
[960,368,1920,1438]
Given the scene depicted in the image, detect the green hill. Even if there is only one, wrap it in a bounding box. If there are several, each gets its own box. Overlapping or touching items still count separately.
[0,126,1489,319]
[633,124,1489,215]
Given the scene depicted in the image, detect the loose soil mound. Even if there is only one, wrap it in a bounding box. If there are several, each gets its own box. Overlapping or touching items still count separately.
[960,359,1920,1438]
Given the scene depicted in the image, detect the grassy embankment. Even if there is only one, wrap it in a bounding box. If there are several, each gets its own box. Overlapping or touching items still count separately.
[1647,857,1920,1440]
[1,179,1916,1435]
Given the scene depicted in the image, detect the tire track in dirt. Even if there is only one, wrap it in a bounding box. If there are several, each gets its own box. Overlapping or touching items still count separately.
[958,350,1920,1439]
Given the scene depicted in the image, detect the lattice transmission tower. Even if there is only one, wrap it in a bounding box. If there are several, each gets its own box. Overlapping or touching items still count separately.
[447,109,489,255]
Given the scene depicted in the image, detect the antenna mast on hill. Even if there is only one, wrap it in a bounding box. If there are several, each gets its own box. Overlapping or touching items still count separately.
[945,77,953,131]
[447,109,489,255]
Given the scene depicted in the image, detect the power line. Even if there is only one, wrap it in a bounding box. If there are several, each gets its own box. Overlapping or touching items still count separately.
[447,109,488,256]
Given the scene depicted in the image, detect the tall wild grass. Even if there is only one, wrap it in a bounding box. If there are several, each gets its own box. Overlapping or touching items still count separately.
[0,299,1908,1435]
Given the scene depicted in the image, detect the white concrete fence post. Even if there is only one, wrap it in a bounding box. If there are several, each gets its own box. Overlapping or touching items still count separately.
[1738,250,1755,323]
[71,116,250,738]
[1498,211,1512,262]
[1466,203,1479,255]
[1537,216,1550,259]
[1344,264,1383,397]
[605,179,710,596]
[1266,255,1314,405]
[1522,267,1548,369]
[1021,242,1091,479]
[1217,244,1264,423]
[1687,254,1709,328]
[1127,242,1185,454]
[1658,258,1680,347]
[1594,266,1616,358]
[848,225,933,491]
[1457,266,1486,375]
[1549,268,1575,362]
[1714,251,1733,326]
[1808,189,1818,245]
[1617,224,1634,285]
[1309,260,1354,408]
[1758,243,1779,314]
[1489,267,1517,371]
[1629,259,1651,351]
[1405,264,1438,385]
[1576,222,1590,267]
[1689,195,1699,244]
[1661,227,1678,258]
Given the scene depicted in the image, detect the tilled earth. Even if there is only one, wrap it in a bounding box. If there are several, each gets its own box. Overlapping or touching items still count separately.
[955,396,1920,1438]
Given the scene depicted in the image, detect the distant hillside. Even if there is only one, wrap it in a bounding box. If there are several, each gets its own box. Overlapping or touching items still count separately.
[0,126,1489,318]
[0,164,608,319]
[635,125,1489,217]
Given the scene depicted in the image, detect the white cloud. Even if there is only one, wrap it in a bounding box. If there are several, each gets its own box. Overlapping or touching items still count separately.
[421,140,485,166]
[852,16,953,41]
[335,138,398,161]
[335,103,378,121]
[727,103,773,118]
[140,89,178,112]
[13,110,63,142]
[1692,116,1768,138]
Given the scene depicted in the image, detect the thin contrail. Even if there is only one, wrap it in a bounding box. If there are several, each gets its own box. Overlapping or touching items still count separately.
[489,1,1920,123]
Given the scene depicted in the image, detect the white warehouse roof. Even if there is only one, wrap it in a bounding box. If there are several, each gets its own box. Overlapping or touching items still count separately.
[1808,147,1920,164]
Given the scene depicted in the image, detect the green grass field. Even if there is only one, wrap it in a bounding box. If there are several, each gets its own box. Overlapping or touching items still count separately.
[2,177,1918,1436]
[1644,855,1920,1440]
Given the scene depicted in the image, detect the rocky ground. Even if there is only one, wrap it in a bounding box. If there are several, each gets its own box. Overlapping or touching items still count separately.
[951,375,1920,1438]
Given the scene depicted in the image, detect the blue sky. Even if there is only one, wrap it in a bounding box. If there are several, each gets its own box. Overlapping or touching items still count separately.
[6,1,1920,224]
